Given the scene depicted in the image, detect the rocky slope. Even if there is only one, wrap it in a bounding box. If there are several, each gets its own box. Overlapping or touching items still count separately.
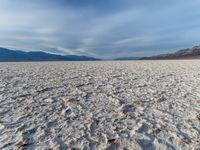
[142,45,200,59]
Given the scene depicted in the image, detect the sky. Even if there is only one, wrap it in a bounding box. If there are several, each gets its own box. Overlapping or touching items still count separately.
[0,0,200,59]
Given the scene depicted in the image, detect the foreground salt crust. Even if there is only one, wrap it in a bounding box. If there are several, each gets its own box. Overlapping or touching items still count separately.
[0,60,199,150]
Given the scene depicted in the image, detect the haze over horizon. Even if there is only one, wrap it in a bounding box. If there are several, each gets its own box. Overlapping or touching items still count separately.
[0,0,200,59]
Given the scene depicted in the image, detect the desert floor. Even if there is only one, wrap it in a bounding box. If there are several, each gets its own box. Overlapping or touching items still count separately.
[0,60,200,150]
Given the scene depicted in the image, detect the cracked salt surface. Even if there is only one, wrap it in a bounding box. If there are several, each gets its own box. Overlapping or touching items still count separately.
[0,60,200,150]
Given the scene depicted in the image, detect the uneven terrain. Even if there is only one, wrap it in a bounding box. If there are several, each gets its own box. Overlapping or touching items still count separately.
[0,60,200,150]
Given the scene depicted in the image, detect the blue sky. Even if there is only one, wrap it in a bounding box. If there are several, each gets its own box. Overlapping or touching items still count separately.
[0,0,200,58]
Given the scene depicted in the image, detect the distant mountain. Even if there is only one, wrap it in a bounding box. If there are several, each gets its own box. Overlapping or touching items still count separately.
[142,45,200,60]
[0,48,100,61]
[114,57,141,60]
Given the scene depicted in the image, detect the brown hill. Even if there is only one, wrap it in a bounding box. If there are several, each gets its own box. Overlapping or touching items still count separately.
[142,45,200,59]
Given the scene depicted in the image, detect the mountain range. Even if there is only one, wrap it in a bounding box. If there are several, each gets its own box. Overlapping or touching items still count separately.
[142,45,200,60]
[0,48,99,61]
[1,45,200,61]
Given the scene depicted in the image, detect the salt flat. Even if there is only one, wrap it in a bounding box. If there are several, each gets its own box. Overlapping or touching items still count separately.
[0,60,199,150]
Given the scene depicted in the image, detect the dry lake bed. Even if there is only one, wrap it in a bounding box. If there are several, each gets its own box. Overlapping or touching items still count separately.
[0,60,200,150]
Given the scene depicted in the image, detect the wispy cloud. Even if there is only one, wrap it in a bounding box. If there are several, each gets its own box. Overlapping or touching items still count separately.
[0,0,200,58]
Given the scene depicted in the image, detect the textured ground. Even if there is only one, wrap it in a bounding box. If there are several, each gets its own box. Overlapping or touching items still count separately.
[0,60,200,150]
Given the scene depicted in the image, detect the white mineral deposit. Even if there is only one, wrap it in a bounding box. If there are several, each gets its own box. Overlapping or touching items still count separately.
[0,60,200,150]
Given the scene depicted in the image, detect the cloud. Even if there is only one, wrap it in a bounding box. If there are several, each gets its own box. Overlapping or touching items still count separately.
[0,0,200,58]
[47,47,92,55]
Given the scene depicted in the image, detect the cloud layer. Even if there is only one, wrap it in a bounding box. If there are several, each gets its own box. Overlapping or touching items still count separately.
[0,0,200,58]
